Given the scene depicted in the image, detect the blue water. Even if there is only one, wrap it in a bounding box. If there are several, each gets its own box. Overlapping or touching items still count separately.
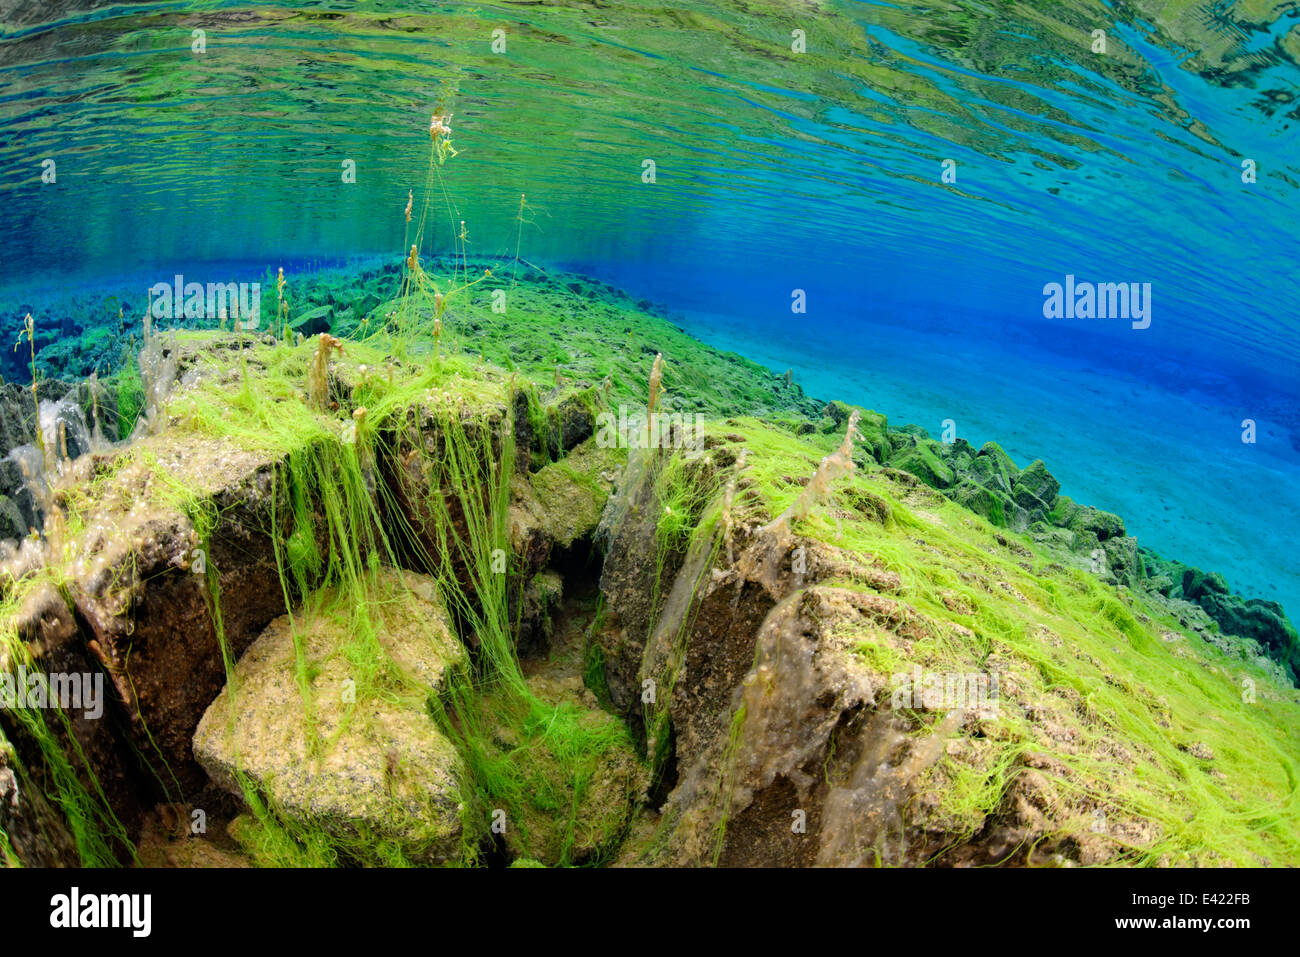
[0,1,1296,612]
[575,257,1300,614]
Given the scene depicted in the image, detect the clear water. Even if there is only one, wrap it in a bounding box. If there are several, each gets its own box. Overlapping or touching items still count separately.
[0,0,1296,610]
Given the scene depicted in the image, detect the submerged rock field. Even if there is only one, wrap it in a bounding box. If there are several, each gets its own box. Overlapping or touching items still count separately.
[1,263,1297,868]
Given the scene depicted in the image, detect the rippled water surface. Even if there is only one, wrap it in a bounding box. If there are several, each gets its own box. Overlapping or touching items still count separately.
[1,0,1297,607]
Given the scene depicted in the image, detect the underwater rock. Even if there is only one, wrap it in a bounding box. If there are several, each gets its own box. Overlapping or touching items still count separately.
[513,568,563,658]
[554,390,597,453]
[513,386,600,471]
[193,568,466,866]
[951,480,1014,528]
[888,437,955,488]
[593,447,701,720]
[67,434,305,790]
[963,452,1014,495]
[976,441,1020,482]
[351,292,381,320]
[507,433,615,654]
[0,581,145,864]
[1192,591,1300,681]
[0,731,82,867]
[1049,494,1081,528]
[822,400,854,427]
[608,511,975,866]
[593,443,943,865]
[510,437,621,568]
[290,304,334,337]
[0,383,38,453]
[1181,567,1230,600]
[1101,535,1142,587]
[832,404,890,463]
[1066,505,1126,541]
[380,393,509,589]
[0,494,26,541]
[712,586,948,867]
[1011,459,1060,511]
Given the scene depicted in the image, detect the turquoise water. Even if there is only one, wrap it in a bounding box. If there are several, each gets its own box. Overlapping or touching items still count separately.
[0,0,1297,610]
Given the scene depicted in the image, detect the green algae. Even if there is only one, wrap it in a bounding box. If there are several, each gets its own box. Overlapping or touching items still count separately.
[692,417,1300,865]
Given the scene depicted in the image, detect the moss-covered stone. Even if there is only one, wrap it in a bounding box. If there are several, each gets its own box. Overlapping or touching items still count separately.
[1012,459,1060,509]
[1068,505,1126,541]
[889,438,955,488]
[291,304,334,337]
[1049,494,1081,528]
[511,437,623,559]
[976,441,1019,480]
[193,568,467,866]
[952,480,1010,527]
[480,680,646,867]
[964,453,1013,494]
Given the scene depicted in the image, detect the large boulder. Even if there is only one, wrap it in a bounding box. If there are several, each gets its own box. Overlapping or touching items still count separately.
[888,438,955,488]
[193,568,467,865]
[976,441,1019,482]
[67,434,299,790]
[1011,459,1060,512]
[290,305,334,337]
[1067,505,1126,542]
[951,480,1014,528]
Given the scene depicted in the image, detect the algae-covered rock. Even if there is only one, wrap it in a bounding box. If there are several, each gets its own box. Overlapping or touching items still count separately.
[1049,494,1081,528]
[1067,505,1126,541]
[193,568,467,866]
[1011,459,1060,510]
[0,732,80,866]
[821,404,889,462]
[1181,568,1230,600]
[0,581,146,864]
[513,567,563,657]
[943,437,976,473]
[964,453,1013,494]
[0,494,25,541]
[856,412,890,463]
[822,400,854,427]
[1101,535,1142,587]
[511,437,622,558]
[352,292,382,320]
[952,480,1011,527]
[1191,590,1300,681]
[976,441,1019,480]
[67,434,298,790]
[889,438,955,488]
[291,304,334,337]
